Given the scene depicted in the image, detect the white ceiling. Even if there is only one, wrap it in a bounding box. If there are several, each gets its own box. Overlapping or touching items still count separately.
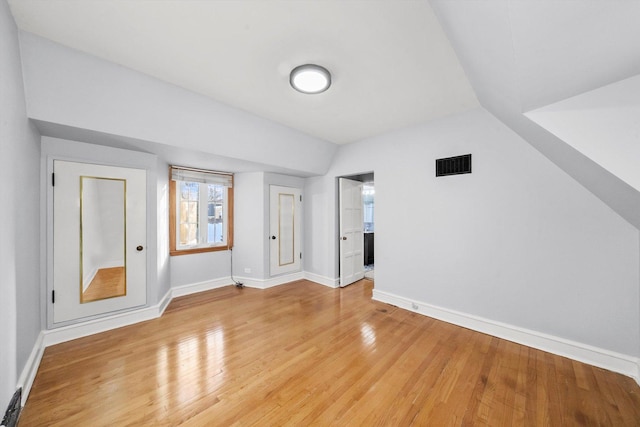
[432,0,640,114]
[8,0,479,145]
[507,0,640,112]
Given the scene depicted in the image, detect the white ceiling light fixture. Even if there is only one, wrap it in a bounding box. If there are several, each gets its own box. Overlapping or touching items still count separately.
[290,64,331,94]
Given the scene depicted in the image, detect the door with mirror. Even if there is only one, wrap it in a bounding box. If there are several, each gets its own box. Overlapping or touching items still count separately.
[52,160,147,324]
[269,185,301,277]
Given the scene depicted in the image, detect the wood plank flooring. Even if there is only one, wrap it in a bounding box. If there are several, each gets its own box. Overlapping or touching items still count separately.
[20,280,640,426]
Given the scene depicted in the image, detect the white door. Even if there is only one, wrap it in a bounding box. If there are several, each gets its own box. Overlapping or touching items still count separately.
[53,160,147,323]
[269,185,301,276]
[339,178,364,287]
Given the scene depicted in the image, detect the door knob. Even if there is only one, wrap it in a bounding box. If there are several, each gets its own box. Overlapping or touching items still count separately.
[341,237,347,240]
[271,236,276,240]
[136,245,144,251]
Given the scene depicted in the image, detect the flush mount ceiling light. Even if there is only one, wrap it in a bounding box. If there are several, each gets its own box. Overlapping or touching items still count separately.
[290,64,331,94]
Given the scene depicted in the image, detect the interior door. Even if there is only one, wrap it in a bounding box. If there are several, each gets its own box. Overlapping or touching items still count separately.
[339,178,364,287]
[269,185,301,276]
[53,160,147,323]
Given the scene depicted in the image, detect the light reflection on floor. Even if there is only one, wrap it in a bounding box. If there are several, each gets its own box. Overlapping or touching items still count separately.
[360,323,377,348]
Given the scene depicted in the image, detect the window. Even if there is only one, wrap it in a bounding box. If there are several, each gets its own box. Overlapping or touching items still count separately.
[169,166,233,255]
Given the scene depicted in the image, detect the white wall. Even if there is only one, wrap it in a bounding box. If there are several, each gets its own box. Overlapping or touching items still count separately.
[16,28,335,297]
[526,74,640,192]
[0,0,41,409]
[305,108,640,357]
[18,31,337,177]
[170,171,306,289]
[220,171,308,285]
[36,146,306,302]
[430,0,640,231]
[169,251,231,288]
[232,172,266,280]
[156,158,171,300]
[169,171,269,288]
[303,176,333,280]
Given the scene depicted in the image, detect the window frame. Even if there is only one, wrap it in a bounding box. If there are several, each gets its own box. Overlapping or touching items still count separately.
[169,166,234,256]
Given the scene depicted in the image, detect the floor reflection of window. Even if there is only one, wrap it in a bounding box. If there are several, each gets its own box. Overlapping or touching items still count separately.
[177,335,201,404]
[206,327,226,392]
[156,345,169,411]
[360,323,377,348]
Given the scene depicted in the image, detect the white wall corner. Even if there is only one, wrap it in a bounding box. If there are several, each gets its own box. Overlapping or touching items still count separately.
[236,272,305,290]
[304,271,339,288]
[16,331,45,406]
[157,288,173,317]
[372,289,640,381]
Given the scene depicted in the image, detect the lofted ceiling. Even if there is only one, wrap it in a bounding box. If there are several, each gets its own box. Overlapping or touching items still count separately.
[501,0,640,112]
[431,0,640,229]
[8,0,639,223]
[7,0,479,145]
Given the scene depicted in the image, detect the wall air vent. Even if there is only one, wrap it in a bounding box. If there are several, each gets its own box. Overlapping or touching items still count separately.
[436,154,472,177]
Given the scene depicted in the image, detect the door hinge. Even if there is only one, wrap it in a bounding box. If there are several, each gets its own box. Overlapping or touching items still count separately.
[300,252,302,260]
[52,290,55,304]
[300,195,302,202]
[51,172,55,187]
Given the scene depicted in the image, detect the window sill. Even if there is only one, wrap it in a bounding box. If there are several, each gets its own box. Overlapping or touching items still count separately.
[170,245,231,256]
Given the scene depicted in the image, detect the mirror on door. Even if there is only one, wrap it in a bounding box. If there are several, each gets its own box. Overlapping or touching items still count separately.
[80,176,127,303]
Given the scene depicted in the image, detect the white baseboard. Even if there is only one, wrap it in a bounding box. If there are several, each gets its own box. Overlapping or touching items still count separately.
[171,277,232,298]
[372,289,640,383]
[235,271,305,289]
[43,303,163,348]
[304,272,339,288]
[157,288,173,316]
[17,331,45,406]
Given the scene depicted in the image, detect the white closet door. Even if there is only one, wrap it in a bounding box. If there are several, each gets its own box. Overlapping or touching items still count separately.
[53,160,147,323]
[269,185,301,276]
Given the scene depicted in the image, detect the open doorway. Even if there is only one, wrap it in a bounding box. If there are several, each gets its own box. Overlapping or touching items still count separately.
[338,172,374,287]
[363,181,374,281]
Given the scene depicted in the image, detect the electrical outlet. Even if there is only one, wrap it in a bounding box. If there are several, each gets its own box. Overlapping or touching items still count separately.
[244,268,251,274]
[411,303,419,310]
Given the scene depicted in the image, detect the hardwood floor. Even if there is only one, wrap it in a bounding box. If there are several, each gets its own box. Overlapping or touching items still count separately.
[20,280,640,426]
